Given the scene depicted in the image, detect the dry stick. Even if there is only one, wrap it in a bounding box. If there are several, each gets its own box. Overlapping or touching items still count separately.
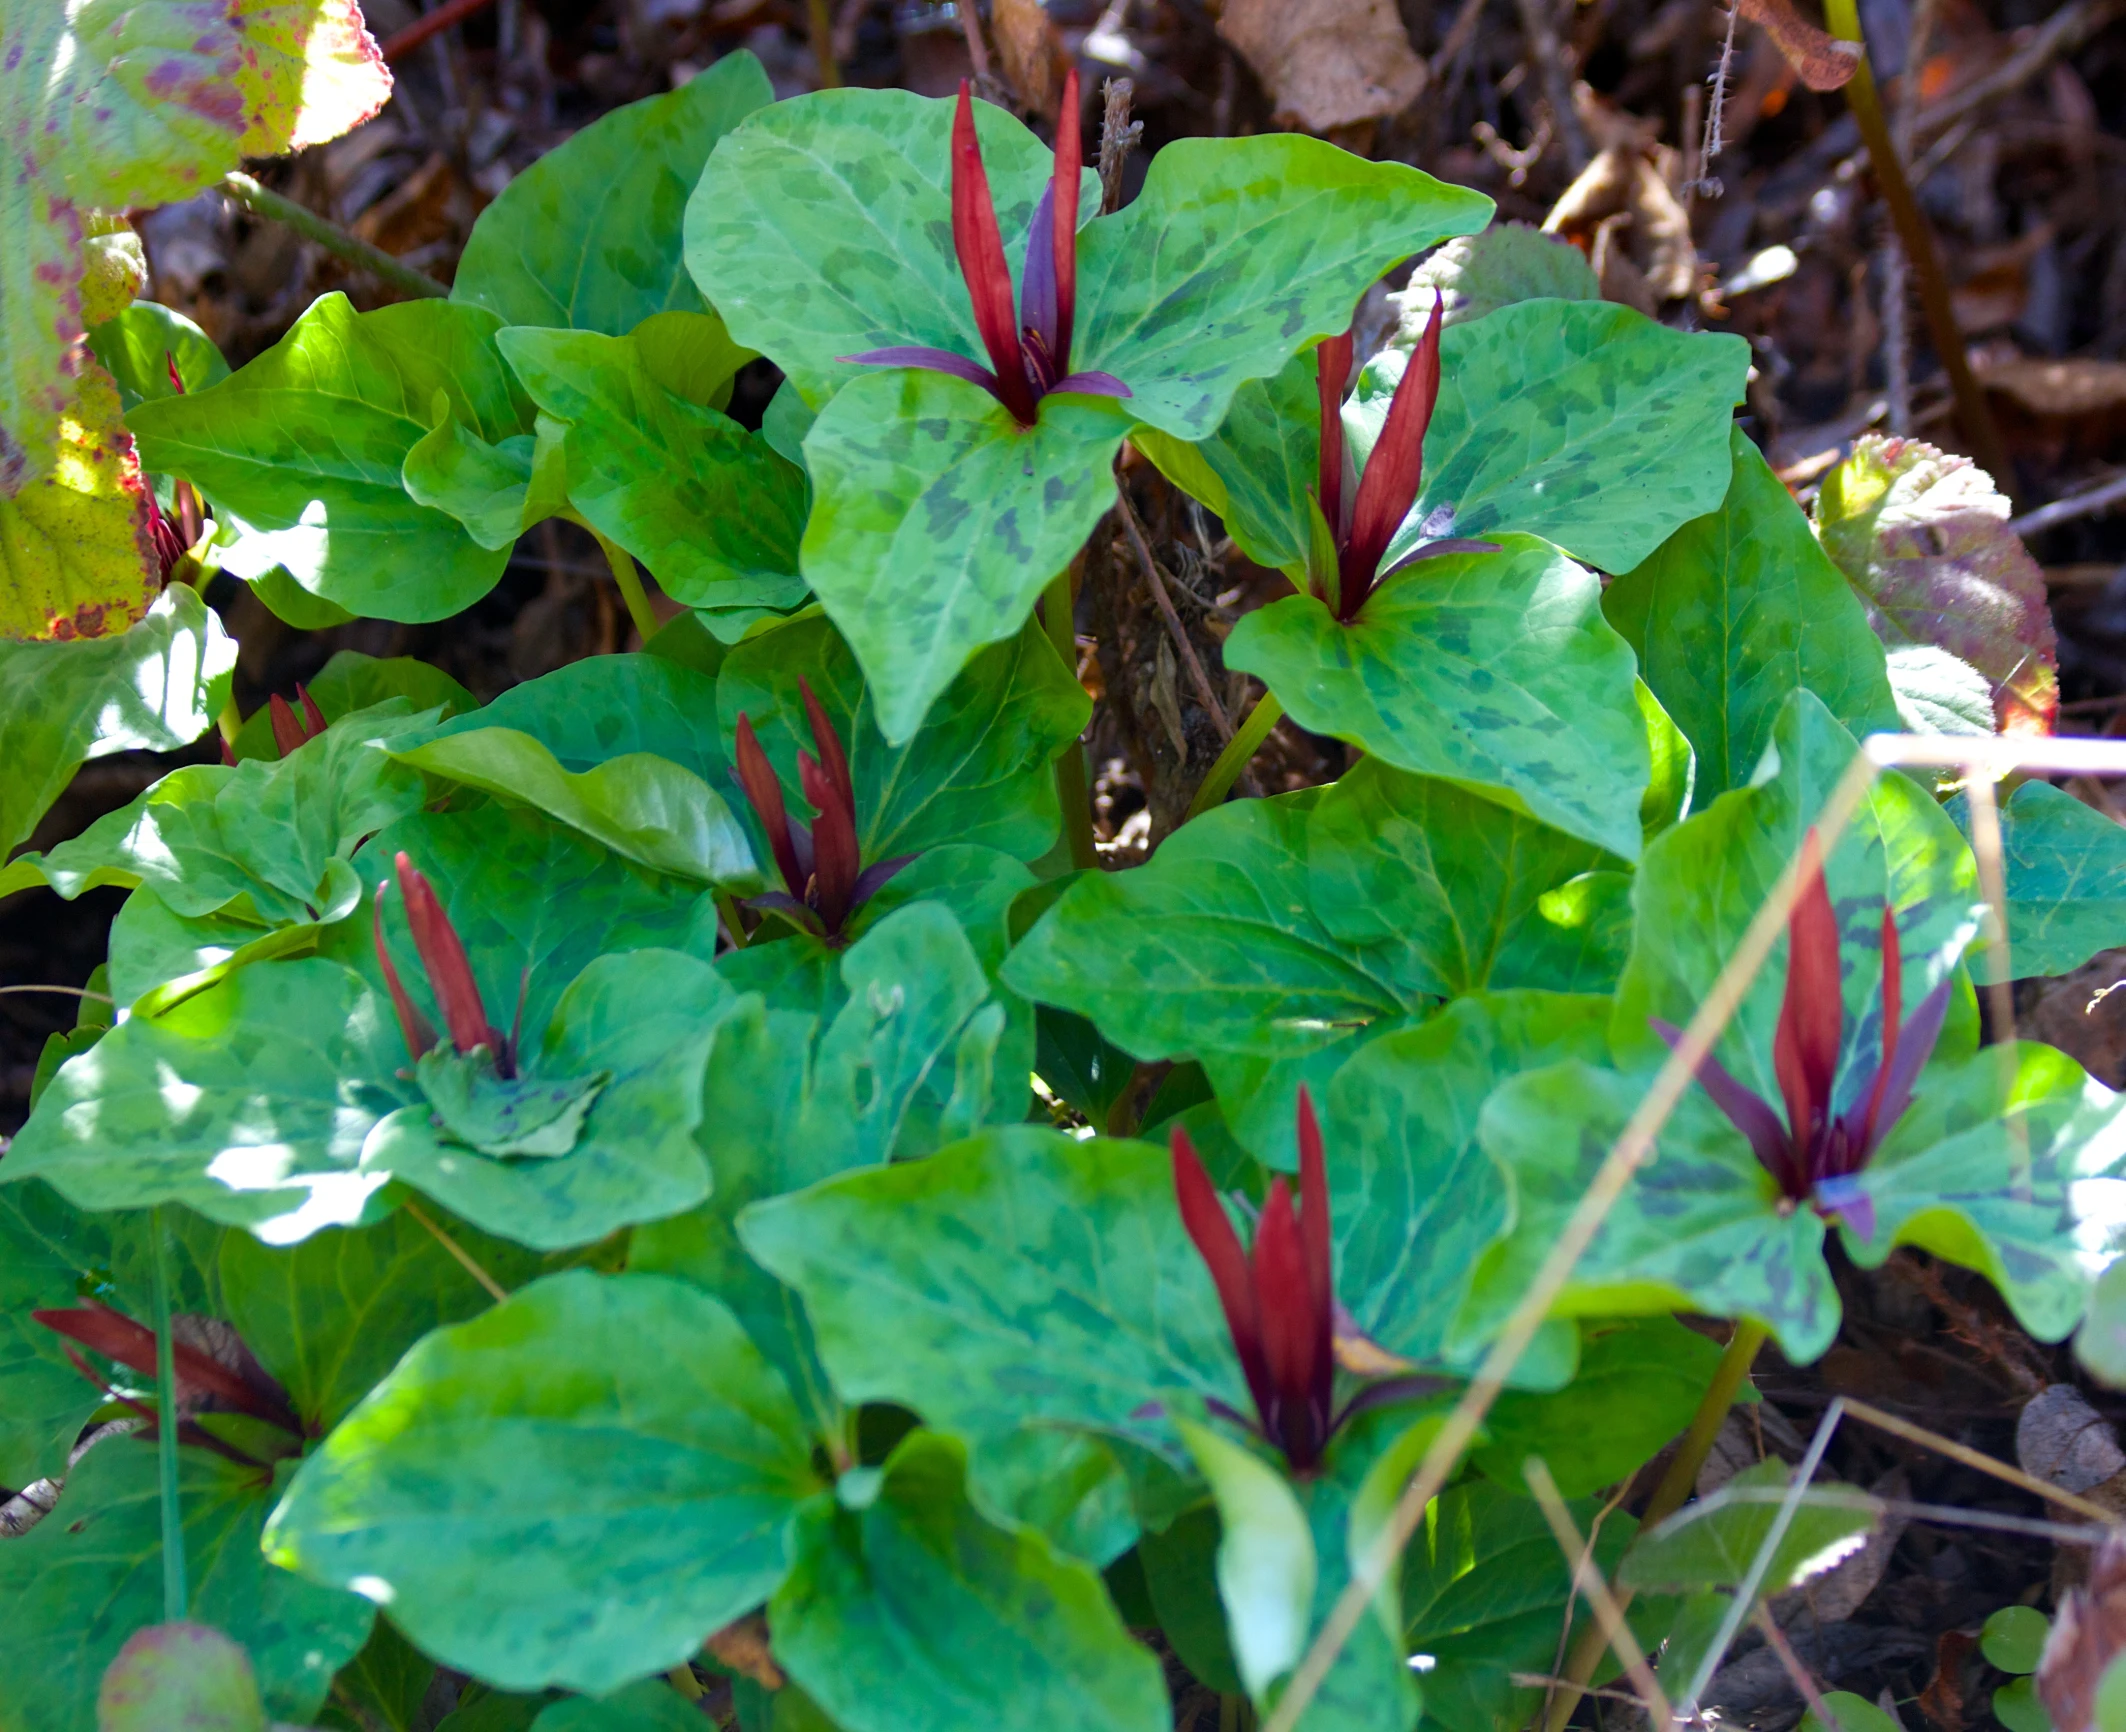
[1753,1603,1839,1728]
[2009,471,2126,539]
[401,1199,509,1304]
[1114,488,1232,741]
[1676,1399,1848,1718]
[1910,0,2122,152]
[221,173,449,301]
[1819,0,2013,492]
[1523,1459,1673,1729]
[958,0,994,83]
[1098,78,1141,215]
[1542,1317,1770,1732]
[1261,750,1886,1732]
[0,984,115,1002]
[805,0,842,87]
[1514,0,1591,173]
[1838,1395,2122,1524]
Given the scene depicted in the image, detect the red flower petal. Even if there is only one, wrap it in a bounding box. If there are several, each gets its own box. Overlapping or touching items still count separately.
[268,693,306,759]
[1316,328,1354,548]
[1773,828,1843,1157]
[734,713,806,900]
[1173,1127,1272,1426]
[1051,63,1081,375]
[374,882,437,1063]
[951,81,1038,426]
[1339,290,1443,621]
[1253,1176,1323,1467]
[394,853,500,1060]
[800,747,861,935]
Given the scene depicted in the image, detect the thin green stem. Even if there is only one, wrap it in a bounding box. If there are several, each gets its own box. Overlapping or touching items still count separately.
[1184,689,1282,823]
[1040,567,1099,872]
[1540,1317,1769,1732]
[150,1206,188,1622]
[716,890,751,951]
[1817,0,2013,493]
[592,531,662,647]
[220,172,449,301]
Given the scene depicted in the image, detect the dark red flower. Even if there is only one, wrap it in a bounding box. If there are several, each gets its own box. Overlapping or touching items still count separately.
[1311,292,1495,622]
[731,677,914,943]
[843,69,1130,428]
[266,685,328,758]
[374,853,522,1076]
[1173,1089,1340,1472]
[1652,828,1951,1239]
[144,348,205,584]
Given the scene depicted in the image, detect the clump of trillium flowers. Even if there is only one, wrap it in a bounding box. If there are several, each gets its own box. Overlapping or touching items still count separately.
[1653,828,1951,1241]
[1173,1089,1438,1475]
[843,67,1129,427]
[374,853,525,1077]
[1310,293,1495,622]
[731,678,914,944]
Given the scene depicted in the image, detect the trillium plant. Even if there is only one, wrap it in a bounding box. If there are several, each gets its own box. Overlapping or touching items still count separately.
[5,13,2125,1732]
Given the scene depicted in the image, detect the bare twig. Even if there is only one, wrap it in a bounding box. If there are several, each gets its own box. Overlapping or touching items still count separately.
[958,0,994,82]
[401,1199,509,1304]
[1115,488,1232,741]
[2008,472,2126,539]
[1839,1396,2124,1524]
[1911,0,2122,150]
[1691,2,1742,200]
[0,984,114,1002]
[1754,1604,1839,1728]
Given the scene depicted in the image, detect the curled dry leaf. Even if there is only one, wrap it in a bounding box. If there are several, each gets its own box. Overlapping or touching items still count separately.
[1217,0,1428,135]
[1815,434,2059,734]
[1736,0,1864,91]
[2039,1533,2126,1732]
[989,0,1068,121]
[1543,146,1698,309]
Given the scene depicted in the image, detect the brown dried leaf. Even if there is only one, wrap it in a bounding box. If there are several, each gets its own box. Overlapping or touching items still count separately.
[990,0,1066,120]
[707,1612,786,1690]
[1217,0,1428,134]
[1736,0,1863,90]
[1543,147,1697,304]
[1814,434,2059,734]
[2040,1533,2126,1732]
[1983,358,2126,419]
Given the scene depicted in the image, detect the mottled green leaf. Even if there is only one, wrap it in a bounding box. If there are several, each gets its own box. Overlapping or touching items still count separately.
[89,302,230,411]
[455,56,773,334]
[4,701,431,924]
[634,900,1007,1425]
[686,87,1071,408]
[392,729,759,888]
[498,326,805,616]
[772,1430,1168,1732]
[1619,1458,1878,1594]
[0,1179,111,1486]
[217,1206,553,1434]
[741,1126,1246,1484]
[717,611,1088,864]
[529,1680,704,1732]
[266,1271,822,1694]
[1948,780,2126,982]
[1225,536,1649,859]
[799,369,1128,742]
[1355,301,1748,575]
[411,653,725,780]
[1470,1316,1727,1498]
[0,585,233,861]
[1325,993,1610,1371]
[0,1440,372,1732]
[130,295,527,622]
[1397,224,1598,329]
[1605,427,1899,797]
[1071,137,1491,442]
[400,407,569,552]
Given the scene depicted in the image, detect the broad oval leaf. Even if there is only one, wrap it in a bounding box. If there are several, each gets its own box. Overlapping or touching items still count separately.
[266,1270,823,1695]
[1605,425,1900,799]
[1354,299,1749,576]
[1618,1458,1879,1595]
[1175,1419,1318,1701]
[771,1429,1169,1732]
[1225,535,1650,860]
[129,295,527,623]
[798,367,1129,743]
[454,54,773,334]
[1948,779,2126,983]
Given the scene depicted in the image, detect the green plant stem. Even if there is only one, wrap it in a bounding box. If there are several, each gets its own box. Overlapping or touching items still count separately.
[1184,689,1283,823]
[1040,566,1100,872]
[220,172,449,301]
[592,531,662,646]
[1540,1317,1769,1732]
[716,890,751,950]
[1817,1,2014,493]
[150,1205,188,1622]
